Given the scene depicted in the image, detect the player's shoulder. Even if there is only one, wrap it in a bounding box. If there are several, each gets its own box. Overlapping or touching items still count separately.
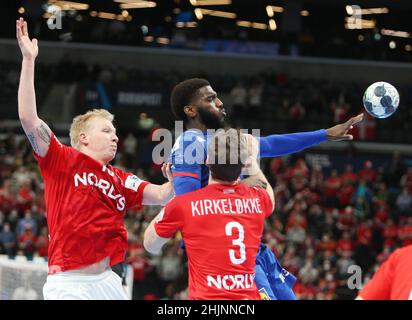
[44,132,74,157]
[165,192,194,212]
[174,129,207,148]
[238,182,267,195]
[169,185,208,204]
[170,129,207,164]
[391,244,412,261]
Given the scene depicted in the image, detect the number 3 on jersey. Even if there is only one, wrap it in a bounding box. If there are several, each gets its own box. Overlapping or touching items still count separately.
[225,221,246,265]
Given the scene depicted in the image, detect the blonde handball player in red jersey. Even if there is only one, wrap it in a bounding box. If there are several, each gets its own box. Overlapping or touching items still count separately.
[16,18,174,300]
[356,245,412,300]
[144,130,275,299]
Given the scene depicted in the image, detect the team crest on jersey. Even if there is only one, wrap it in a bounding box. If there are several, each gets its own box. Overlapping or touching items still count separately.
[125,175,143,191]
[259,288,271,300]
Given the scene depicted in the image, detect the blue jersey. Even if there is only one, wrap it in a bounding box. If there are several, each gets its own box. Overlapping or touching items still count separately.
[169,128,326,195]
[169,128,326,299]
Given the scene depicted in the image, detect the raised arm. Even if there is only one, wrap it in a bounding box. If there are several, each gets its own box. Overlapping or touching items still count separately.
[258,114,364,158]
[16,17,51,157]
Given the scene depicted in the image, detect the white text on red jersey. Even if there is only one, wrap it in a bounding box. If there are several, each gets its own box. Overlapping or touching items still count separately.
[191,198,262,216]
[207,273,256,290]
[73,172,126,211]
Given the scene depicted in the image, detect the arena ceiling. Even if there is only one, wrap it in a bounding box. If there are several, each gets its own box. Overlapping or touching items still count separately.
[1,1,412,52]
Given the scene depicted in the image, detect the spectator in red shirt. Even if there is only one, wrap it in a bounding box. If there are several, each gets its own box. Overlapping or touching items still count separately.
[18,225,37,257]
[317,233,336,252]
[336,231,354,255]
[340,164,357,186]
[382,219,399,247]
[398,217,412,247]
[324,169,341,207]
[374,201,390,225]
[127,243,151,282]
[35,226,49,257]
[357,220,373,246]
[0,179,16,213]
[358,160,377,184]
[16,180,35,212]
[338,181,354,207]
[337,206,356,231]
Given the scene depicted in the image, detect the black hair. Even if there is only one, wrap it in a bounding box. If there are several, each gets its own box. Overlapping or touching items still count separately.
[170,78,210,123]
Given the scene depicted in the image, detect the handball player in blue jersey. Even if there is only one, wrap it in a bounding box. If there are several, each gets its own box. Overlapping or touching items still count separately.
[168,78,363,300]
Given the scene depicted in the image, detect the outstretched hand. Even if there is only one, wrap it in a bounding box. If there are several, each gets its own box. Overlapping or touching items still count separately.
[16,17,38,61]
[326,113,364,141]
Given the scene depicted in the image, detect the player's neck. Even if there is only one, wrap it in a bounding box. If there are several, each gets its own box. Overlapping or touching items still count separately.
[79,148,109,166]
[209,176,239,186]
[186,120,207,132]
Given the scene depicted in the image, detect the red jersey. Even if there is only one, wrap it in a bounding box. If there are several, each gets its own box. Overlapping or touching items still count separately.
[34,133,149,272]
[359,245,412,300]
[155,183,273,300]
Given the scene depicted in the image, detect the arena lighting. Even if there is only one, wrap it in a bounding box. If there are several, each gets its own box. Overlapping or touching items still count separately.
[156,37,170,45]
[345,17,376,29]
[381,28,411,39]
[252,22,267,30]
[346,5,389,15]
[87,10,132,21]
[113,0,147,2]
[190,0,231,5]
[236,20,267,30]
[119,1,157,9]
[266,5,284,16]
[143,35,154,42]
[266,6,274,17]
[47,1,89,10]
[199,8,236,19]
[300,10,310,17]
[18,7,25,14]
[97,12,117,19]
[185,21,198,27]
[194,8,203,20]
[237,20,251,27]
[268,19,277,31]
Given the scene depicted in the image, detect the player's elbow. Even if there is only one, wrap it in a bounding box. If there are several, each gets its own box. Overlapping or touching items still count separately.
[143,236,160,255]
[143,228,162,255]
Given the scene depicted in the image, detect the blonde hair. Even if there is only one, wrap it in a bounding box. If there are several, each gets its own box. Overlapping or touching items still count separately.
[69,109,114,149]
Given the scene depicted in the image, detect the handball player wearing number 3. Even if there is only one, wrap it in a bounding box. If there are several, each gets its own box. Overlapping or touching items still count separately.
[145,130,275,299]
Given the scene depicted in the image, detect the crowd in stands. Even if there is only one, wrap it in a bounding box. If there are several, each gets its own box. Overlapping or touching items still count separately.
[1,121,411,299]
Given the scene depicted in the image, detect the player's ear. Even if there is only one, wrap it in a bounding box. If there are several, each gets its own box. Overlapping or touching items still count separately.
[183,105,197,119]
[79,132,88,146]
